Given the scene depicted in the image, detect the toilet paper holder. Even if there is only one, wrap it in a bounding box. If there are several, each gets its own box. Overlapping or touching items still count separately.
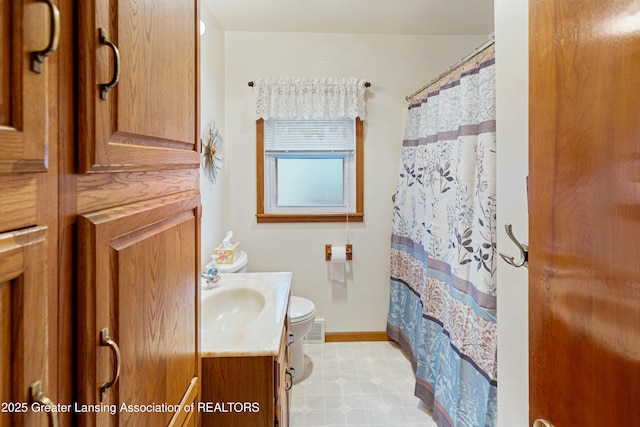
[325,244,352,261]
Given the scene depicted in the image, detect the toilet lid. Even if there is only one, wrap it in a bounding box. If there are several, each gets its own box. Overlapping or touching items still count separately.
[289,296,316,322]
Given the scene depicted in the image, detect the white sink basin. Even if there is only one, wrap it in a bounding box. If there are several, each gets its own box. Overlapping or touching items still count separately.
[200,273,291,357]
[202,286,266,331]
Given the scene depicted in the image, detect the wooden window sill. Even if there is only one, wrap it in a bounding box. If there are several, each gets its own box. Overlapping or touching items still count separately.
[256,213,364,223]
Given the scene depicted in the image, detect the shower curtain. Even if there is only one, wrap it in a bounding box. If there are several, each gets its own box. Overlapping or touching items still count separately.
[387,48,497,427]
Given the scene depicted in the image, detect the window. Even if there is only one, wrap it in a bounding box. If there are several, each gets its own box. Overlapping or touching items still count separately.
[256,118,363,223]
[252,77,367,223]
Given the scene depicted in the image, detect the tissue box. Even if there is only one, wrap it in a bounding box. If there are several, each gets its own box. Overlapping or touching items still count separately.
[213,242,240,264]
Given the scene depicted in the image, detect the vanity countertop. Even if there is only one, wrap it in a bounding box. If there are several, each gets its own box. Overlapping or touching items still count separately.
[200,272,291,357]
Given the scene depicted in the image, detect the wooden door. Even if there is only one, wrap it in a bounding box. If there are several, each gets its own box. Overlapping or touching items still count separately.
[529,0,640,425]
[77,191,200,425]
[0,1,59,426]
[77,0,199,172]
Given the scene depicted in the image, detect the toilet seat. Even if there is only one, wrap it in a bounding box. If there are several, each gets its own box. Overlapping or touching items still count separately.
[289,296,316,324]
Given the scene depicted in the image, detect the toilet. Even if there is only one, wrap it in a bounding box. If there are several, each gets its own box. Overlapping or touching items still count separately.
[215,249,316,383]
[288,296,316,383]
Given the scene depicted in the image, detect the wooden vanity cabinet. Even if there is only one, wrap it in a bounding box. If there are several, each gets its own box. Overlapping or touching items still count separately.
[275,314,293,427]
[201,314,293,427]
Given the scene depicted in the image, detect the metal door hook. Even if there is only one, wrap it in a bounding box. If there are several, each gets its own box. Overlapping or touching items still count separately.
[499,223,528,268]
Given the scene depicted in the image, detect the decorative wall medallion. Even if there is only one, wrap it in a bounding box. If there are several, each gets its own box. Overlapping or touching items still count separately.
[201,120,223,184]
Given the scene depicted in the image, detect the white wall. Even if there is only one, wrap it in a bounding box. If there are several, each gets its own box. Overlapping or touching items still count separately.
[495,0,529,425]
[200,4,227,268]
[222,32,487,332]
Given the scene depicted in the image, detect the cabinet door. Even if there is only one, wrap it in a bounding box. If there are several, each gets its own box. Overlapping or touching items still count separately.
[77,191,200,425]
[0,227,57,427]
[282,317,292,427]
[0,3,59,426]
[0,0,57,173]
[275,319,291,427]
[77,0,199,172]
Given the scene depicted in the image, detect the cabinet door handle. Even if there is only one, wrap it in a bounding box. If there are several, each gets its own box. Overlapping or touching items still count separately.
[29,380,59,427]
[99,28,120,100]
[31,0,60,73]
[288,331,295,345]
[99,327,121,402]
[285,367,296,391]
[285,370,293,391]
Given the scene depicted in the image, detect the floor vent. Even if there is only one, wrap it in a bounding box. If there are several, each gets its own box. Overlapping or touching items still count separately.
[303,318,325,343]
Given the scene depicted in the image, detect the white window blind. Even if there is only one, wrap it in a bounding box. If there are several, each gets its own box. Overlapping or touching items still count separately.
[264,119,355,152]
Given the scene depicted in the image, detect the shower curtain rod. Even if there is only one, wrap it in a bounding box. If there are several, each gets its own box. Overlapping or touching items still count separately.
[405,37,495,102]
[248,81,371,87]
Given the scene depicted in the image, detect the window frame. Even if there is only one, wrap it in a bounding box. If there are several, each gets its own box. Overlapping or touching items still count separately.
[256,117,364,223]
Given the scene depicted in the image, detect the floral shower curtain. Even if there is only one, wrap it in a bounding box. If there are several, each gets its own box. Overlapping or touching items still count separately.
[387,48,497,427]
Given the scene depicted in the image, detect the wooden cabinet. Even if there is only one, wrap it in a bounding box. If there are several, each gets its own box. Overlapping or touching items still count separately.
[77,0,199,172]
[0,1,59,426]
[201,314,293,427]
[71,0,201,424]
[0,0,52,174]
[77,192,200,425]
[2,0,201,425]
[275,316,293,427]
[0,227,56,427]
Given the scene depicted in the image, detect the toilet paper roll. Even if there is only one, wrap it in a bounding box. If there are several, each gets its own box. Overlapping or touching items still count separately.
[330,246,347,283]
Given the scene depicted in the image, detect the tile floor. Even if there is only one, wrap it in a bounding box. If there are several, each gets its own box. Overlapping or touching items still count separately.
[289,341,438,427]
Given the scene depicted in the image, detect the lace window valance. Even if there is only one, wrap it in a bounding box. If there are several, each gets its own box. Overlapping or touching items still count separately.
[253,77,367,120]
